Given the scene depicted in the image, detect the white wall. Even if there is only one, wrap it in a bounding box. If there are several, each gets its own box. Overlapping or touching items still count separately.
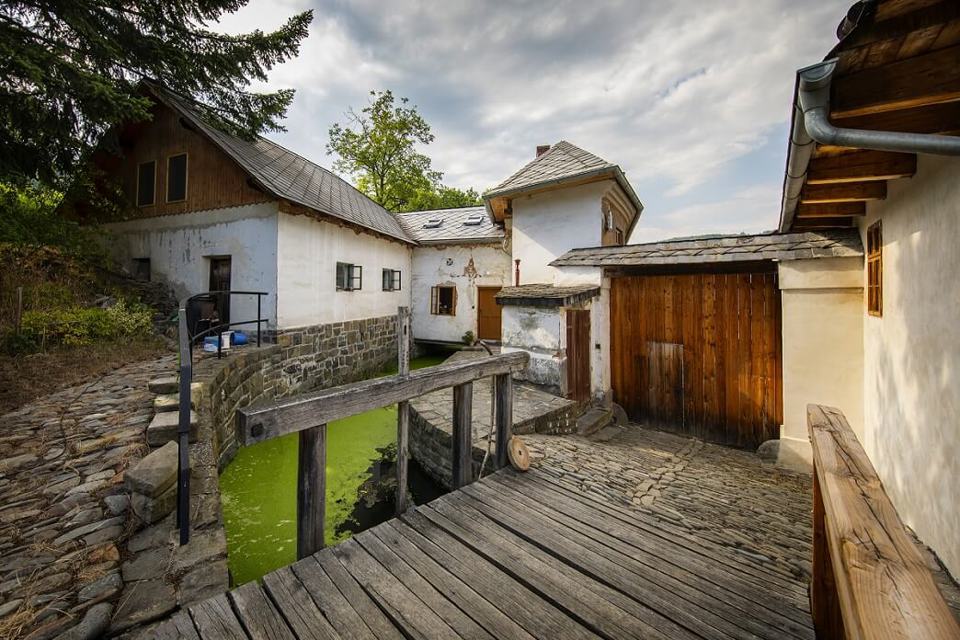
[276,212,412,328]
[501,305,562,389]
[778,257,864,471]
[409,243,511,343]
[859,154,960,579]
[511,181,610,284]
[102,203,279,326]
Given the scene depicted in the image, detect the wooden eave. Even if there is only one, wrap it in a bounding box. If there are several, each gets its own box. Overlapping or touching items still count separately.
[788,0,960,232]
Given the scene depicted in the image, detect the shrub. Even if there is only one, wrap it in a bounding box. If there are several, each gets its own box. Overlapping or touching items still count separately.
[9,299,153,352]
[461,330,475,345]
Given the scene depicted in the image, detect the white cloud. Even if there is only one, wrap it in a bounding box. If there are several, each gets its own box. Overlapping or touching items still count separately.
[213,0,842,237]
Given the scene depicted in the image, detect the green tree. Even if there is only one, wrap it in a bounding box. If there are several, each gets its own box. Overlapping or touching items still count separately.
[0,1,313,186]
[328,90,482,212]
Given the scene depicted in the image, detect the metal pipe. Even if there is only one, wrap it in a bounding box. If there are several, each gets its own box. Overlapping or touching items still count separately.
[798,59,960,155]
[514,259,521,286]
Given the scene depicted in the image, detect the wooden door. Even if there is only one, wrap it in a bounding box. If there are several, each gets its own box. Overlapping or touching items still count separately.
[476,286,503,341]
[209,256,232,326]
[566,309,591,403]
[610,272,782,449]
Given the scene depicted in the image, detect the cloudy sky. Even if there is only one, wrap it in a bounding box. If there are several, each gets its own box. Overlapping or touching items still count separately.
[218,1,843,242]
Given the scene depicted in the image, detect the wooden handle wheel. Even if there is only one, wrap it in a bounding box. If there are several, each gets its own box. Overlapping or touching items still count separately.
[507,436,530,472]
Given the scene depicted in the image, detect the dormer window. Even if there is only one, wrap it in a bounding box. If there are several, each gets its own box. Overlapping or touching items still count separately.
[463,213,484,226]
[423,218,443,229]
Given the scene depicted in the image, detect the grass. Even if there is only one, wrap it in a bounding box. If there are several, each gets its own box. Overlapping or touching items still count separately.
[0,336,170,414]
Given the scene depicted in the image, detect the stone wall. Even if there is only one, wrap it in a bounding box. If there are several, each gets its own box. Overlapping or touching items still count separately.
[194,315,399,469]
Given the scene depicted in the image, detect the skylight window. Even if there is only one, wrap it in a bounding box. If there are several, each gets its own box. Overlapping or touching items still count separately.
[423,218,443,229]
[463,214,484,226]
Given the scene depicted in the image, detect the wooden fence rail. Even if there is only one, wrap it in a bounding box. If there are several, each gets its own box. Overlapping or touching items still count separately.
[236,312,527,559]
[808,404,960,640]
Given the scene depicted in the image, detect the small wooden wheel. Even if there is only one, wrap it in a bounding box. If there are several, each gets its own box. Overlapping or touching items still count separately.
[507,437,531,472]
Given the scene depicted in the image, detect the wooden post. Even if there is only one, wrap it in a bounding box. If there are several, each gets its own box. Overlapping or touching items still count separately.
[297,423,326,559]
[452,382,474,488]
[810,463,845,639]
[396,307,411,515]
[493,373,513,469]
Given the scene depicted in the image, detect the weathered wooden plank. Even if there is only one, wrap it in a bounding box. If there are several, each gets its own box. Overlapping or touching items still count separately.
[228,581,297,640]
[420,500,670,639]
[795,202,866,218]
[452,382,473,488]
[471,477,813,639]
[151,610,201,640]
[297,423,326,559]
[366,523,536,640]
[808,404,960,640]
[493,373,513,469]
[261,566,340,640]
[238,352,527,444]
[289,557,379,640]
[313,551,406,640]
[800,181,887,203]
[391,514,600,640]
[350,532,496,640]
[188,593,250,640]
[330,539,463,640]
[806,150,917,184]
[396,307,411,515]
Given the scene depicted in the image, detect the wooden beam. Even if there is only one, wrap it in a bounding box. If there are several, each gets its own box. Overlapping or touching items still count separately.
[796,202,866,218]
[800,182,887,204]
[396,307,411,515]
[808,405,960,639]
[791,216,856,230]
[832,44,960,118]
[832,100,960,136]
[237,352,528,445]
[452,382,474,489]
[297,423,326,559]
[493,373,513,470]
[806,151,916,184]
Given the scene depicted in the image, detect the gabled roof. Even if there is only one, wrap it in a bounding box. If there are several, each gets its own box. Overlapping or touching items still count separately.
[551,229,863,267]
[147,85,413,244]
[483,141,643,236]
[395,206,504,245]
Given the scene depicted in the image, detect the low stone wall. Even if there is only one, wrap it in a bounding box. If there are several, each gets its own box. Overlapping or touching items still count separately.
[195,315,399,469]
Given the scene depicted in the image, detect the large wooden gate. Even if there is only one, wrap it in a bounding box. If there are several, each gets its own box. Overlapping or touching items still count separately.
[610,272,782,448]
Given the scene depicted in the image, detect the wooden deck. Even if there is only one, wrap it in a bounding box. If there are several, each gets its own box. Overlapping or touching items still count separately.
[152,465,815,640]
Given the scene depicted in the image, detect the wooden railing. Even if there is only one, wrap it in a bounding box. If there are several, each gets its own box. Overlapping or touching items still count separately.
[237,309,527,559]
[808,404,960,639]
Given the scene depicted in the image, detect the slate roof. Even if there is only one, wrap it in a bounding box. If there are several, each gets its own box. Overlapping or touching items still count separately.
[496,283,601,307]
[149,85,413,244]
[396,206,505,244]
[550,229,863,267]
[486,141,616,196]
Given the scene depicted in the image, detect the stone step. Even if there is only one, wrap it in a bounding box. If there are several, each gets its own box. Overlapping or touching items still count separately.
[125,441,177,498]
[576,407,613,436]
[147,376,179,395]
[147,411,199,447]
[153,394,179,413]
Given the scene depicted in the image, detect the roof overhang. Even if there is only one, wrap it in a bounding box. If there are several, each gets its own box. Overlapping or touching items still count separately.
[495,284,601,308]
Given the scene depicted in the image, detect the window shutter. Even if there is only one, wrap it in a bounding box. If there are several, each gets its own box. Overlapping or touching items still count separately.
[382,268,390,291]
[394,270,401,291]
[353,265,363,291]
[451,286,458,316]
[431,286,438,314]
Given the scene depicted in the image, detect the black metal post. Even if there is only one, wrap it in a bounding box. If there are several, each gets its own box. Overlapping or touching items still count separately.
[257,294,262,347]
[176,307,192,545]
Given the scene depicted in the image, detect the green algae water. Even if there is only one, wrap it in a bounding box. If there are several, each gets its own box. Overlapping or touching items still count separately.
[219,353,448,586]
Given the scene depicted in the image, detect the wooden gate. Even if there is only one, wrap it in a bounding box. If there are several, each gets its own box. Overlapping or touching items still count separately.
[610,272,782,448]
[476,286,503,341]
[566,309,591,403]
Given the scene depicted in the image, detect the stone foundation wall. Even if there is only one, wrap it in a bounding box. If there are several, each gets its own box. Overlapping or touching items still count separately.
[193,315,399,469]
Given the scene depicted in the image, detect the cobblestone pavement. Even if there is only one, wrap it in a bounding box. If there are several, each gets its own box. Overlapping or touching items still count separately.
[0,355,176,640]
[523,424,960,619]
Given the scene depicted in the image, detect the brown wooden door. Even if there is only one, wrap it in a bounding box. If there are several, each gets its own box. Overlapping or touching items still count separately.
[209,256,232,326]
[566,309,591,403]
[610,272,782,449]
[476,286,503,341]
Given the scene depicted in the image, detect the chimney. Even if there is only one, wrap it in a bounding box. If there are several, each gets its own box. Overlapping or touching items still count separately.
[536,144,551,158]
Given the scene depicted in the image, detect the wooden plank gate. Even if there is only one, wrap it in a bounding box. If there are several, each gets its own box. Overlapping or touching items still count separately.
[610,271,782,449]
[565,309,591,402]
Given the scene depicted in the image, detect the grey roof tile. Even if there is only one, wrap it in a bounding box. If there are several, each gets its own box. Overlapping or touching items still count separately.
[486,141,614,197]
[151,86,413,244]
[550,229,863,267]
[396,206,504,244]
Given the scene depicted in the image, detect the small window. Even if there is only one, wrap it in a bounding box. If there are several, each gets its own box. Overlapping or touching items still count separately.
[382,269,401,291]
[866,221,882,316]
[615,228,624,245]
[430,285,457,316]
[133,258,151,282]
[137,160,156,207]
[167,153,188,202]
[336,262,362,291]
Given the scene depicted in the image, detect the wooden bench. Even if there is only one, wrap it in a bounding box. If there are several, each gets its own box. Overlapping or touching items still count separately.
[808,404,960,639]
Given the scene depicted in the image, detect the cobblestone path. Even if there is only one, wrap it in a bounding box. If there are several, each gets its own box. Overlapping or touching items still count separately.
[0,355,176,640]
